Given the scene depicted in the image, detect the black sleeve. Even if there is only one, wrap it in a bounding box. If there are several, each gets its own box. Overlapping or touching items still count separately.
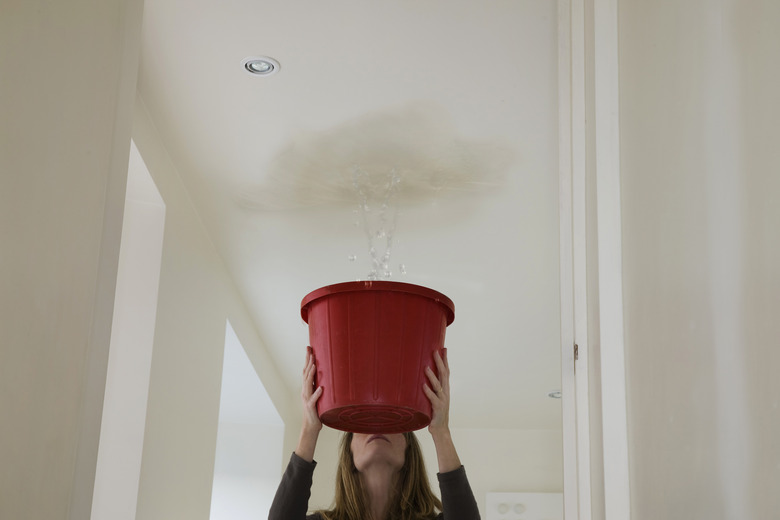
[437,466,481,520]
[268,453,320,520]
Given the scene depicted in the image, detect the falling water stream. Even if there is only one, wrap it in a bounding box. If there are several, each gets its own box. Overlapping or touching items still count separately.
[349,166,405,280]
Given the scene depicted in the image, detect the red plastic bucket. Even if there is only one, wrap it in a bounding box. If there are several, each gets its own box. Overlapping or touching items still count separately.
[300,281,455,433]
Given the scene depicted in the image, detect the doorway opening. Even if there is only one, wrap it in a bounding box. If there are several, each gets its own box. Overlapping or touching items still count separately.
[210,321,285,519]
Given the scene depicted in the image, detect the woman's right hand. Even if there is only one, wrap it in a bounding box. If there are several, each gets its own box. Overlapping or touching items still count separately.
[295,347,323,462]
[301,347,323,432]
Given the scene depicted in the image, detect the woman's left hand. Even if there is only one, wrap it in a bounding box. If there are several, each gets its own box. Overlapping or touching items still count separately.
[423,349,450,434]
[423,349,462,472]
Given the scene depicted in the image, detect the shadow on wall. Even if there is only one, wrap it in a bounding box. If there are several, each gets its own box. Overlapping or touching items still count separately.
[234,102,516,213]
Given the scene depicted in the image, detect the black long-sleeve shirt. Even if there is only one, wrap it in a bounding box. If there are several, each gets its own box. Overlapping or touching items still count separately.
[268,453,481,519]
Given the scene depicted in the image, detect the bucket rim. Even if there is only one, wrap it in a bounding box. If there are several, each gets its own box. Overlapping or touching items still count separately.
[300,280,455,326]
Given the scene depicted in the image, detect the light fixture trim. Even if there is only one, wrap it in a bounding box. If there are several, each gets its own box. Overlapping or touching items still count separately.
[242,56,280,77]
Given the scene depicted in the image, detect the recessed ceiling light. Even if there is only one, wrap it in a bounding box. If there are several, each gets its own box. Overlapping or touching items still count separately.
[242,56,280,76]
[548,390,562,399]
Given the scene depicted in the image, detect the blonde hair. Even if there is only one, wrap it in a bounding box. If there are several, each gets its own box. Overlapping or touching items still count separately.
[316,432,442,520]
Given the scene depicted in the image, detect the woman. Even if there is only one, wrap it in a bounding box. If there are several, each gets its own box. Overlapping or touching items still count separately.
[268,348,480,520]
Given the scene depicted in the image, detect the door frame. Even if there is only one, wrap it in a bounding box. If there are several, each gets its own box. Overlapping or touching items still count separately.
[558,0,631,518]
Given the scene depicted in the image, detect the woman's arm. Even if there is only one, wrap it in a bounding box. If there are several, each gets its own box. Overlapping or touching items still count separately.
[268,453,319,520]
[424,349,481,519]
[268,348,324,520]
[437,466,481,519]
[423,349,461,472]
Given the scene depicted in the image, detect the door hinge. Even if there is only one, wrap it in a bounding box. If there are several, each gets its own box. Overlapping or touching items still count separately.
[574,343,579,374]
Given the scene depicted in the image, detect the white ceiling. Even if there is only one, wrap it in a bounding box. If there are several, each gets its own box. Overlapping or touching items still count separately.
[137,0,562,430]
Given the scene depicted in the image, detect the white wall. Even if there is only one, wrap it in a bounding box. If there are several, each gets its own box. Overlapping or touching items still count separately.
[210,423,285,519]
[0,1,144,518]
[619,1,780,518]
[92,142,165,520]
[210,322,285,520]
[132,97,296,519]
[421,428,563,518]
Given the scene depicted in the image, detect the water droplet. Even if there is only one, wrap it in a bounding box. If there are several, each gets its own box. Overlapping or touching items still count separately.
[375,230,386,239]
[348,255,357,262]
[399,264,407,275]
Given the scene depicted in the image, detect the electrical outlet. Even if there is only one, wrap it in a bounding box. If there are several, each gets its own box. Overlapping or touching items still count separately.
[485,492,563,520]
